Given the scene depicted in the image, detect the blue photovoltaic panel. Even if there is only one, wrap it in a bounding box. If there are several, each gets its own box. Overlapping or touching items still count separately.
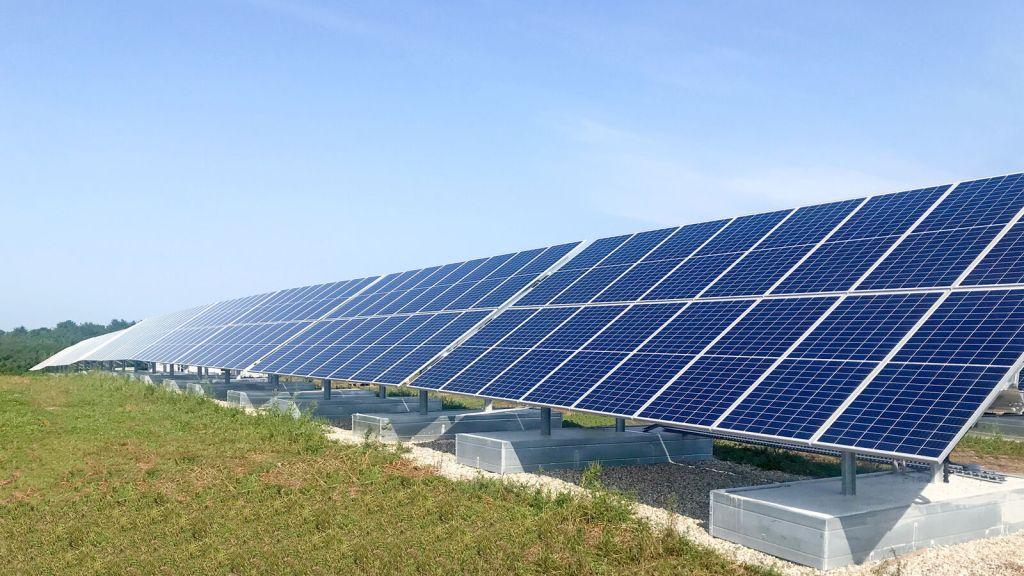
[757,199,861,250]
[440,348,530,394]
[916,174,1024,233]
[583,303,685,352]
[857,226,1000,290]
[638,355,778,426]
[432,308,579,393]
[774,236,897,294]
[964,221,1024,286]
[251,243,579,382]
[592,259,681,303]
[551,265,633,305]
[87,306,207,361]
[519,303,685,406]
[642,220,730,262]
[522,351,630,406]
[642,253,739,300]
[830,186,947,242]
[696,211,790,256]
[477,349,575,400]
[820,363,1007,458]
[532,305,627,351]
[176,279,377,369]
[789,293,940,362]
[560,235,632,271]
[632,297,838,426]
[137,293,274,363]
[892,290,1024,367]
[720,359,878,439]
[702,200,860,297]
[413,345,492,390]
[543,230,676,305]
[591,221,731,303]
[702,245,811,297]
[514,268,587,306]
[575,353,697,415]
[637,299,753,355]
[599,228,676,267]
[704,297,837,358]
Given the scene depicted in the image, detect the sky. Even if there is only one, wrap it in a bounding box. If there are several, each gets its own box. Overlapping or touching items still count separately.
[2,1,1023,330]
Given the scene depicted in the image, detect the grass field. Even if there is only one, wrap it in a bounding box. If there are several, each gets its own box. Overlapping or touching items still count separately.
[0,373,778,575]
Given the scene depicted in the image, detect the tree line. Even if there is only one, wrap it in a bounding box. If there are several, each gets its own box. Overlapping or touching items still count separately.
[0,320,134,373]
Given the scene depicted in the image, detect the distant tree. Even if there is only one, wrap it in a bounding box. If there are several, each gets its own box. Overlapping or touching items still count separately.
[0,319,135,374]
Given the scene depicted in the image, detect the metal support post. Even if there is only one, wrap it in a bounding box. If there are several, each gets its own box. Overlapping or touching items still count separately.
[378,384,387,398]
[841,451,857,496]
[323,379,332,401]
[169,364,175,376]
[615,417,626,433]
[483,399,494,412]
[223,369,230,386]
[419,389,429,414]
[540,407,552,436]
[269,374,279,390]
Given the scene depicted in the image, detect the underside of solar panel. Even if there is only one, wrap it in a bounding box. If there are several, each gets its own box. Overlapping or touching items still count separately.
[34,172,1024,464]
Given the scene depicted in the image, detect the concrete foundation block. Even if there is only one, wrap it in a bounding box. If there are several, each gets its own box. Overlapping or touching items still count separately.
[292,395,442,424]
[456,427,712,474]
[972,415,1024,440]
[710,471,1024,570]
[352,408,564,442]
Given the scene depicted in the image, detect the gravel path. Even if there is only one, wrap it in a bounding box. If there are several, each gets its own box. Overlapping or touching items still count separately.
[214,398,1024,576]
[541,460,801,525]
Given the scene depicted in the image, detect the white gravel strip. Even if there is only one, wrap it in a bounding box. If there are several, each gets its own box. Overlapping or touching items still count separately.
[215,398,1024,575]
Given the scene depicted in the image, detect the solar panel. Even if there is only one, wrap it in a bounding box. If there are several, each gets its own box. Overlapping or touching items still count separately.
[409,173,1024,462]
[249,243,580,384]
[37,171,1024,464]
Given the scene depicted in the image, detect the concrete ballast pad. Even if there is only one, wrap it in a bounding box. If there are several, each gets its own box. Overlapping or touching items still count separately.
[456,427,712,474]
[293,395,442,423]
[710,471,1024,570]
[352,408,564,442]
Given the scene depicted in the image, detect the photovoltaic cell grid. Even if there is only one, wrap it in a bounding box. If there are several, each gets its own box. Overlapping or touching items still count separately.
[134,292,276,364]
[250,243,580,384]
[87,305,210,362]
[411,173,1024,461]
[35,172,1024,462]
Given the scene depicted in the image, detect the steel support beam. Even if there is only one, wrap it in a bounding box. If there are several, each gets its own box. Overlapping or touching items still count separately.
[841,451,857,496]
[419,389,429,414]
[540,407,552,436]
[615,417,626,433]
[378,384,387,398]
[323,379,332,401]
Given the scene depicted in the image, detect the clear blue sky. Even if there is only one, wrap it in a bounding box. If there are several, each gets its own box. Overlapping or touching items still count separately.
[3,1,1023,330]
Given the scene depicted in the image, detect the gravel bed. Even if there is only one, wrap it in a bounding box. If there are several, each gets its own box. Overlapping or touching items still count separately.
[415,437,456,454]
[541,460,802,525]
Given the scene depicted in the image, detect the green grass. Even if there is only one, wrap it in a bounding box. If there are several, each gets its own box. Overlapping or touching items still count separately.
[711,441,889,478]
[955,434,1024,458]
[0,373,777,575]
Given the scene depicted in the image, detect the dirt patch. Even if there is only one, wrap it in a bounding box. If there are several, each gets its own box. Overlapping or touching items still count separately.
[385,458,437,479]
[952,450,1024,475]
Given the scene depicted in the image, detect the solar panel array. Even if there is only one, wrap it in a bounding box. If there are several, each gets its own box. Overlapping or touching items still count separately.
[413,173,1024,462]
[251,243,579,384]
[35,172,1024,463]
